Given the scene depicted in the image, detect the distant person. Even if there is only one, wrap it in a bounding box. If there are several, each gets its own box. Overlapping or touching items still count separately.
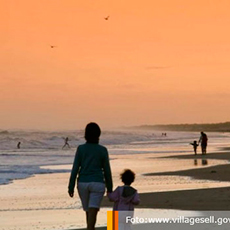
[198,132,208,155]
[190,140,199,155]
[17,142,21,149]
[68,122,113,230]
[62,137,70,149]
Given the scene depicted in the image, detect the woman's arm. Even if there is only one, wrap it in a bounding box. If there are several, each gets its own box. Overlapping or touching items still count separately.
[108,187,119,202]
[103,148,113,192]
[68,147,81,197]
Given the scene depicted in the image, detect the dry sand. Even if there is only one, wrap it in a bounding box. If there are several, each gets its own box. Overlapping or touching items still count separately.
[1,151,230,229]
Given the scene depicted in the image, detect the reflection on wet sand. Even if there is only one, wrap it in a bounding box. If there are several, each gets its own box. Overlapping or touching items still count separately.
[194,159,208,166]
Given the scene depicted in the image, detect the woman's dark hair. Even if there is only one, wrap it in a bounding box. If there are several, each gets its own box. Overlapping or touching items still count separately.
[120,169,135,185]
[84,122,101,144]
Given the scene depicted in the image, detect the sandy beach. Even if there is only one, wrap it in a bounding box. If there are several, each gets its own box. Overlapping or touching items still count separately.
[3,0,230,229]
[1,149,230,230]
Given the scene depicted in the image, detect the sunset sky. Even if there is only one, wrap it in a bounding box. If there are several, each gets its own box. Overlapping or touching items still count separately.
[1,0,230,130]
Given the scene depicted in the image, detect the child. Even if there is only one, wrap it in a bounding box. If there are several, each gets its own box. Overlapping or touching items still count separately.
[108,169,140,211]
[108,169,140,230]
[190,140,199,155]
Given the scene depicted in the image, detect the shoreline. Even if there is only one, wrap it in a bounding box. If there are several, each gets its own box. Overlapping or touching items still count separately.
[1,149,230,229]
[145,151,230,182]
[0,147,227,187]
[102,150,230,211]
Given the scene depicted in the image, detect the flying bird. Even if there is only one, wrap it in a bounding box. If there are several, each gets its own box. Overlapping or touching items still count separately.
[50,45,57,48]
[104,15,110,20]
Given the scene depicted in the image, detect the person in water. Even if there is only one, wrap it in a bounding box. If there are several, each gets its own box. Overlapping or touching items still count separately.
[198,132,208,155]
[17,142,21,149]
[62,137,70,149]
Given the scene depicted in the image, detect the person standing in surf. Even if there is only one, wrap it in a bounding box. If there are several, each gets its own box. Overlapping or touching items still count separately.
[198,132,208,155]
[62,137,70,149]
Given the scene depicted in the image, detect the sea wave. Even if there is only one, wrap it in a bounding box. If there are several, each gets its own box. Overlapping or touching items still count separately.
[0,129,229,186]
[0,130,9,135]
[0,164,71,185]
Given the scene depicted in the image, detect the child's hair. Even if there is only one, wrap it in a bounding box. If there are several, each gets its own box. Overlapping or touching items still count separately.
[120,169,135,185]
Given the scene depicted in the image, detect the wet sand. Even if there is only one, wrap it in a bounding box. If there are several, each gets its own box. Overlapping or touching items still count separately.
[1,150,230,229]
[101,151,230,211]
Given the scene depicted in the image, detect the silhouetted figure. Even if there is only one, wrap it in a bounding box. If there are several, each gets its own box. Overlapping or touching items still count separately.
[62,137,70,149]
[68,123,113,230]
[198,132,208,155]
[17,142,21,149]
[190,140,199,155]
[108,169,140,210]
[108,169,140,230]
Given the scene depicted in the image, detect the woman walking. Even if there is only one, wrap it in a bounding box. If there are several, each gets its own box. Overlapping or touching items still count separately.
[68,122,113,230]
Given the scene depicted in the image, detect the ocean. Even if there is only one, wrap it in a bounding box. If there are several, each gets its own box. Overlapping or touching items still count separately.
[0,129,229,186]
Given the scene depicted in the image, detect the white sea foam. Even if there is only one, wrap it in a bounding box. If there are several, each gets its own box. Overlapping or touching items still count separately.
[0,129,229,185]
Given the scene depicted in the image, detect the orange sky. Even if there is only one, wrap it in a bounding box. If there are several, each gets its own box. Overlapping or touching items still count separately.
[1,0,230,130]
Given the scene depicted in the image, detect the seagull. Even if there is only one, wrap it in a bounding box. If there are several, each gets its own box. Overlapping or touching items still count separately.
[104,15,110,20]
[50,45,57,48]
